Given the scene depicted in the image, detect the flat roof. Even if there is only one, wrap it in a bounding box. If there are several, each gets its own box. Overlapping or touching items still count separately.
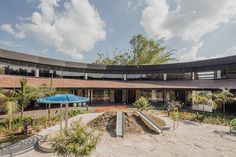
[1,48,236,73]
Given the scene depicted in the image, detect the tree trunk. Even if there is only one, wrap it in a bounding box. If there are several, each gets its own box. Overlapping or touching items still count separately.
[48,104,51,122]
[9,116,12,134]
[223,102,226,118]
[203,103,205,117]
[21,104,24,118]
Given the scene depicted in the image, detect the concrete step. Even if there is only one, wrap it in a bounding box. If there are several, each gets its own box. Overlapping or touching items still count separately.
[116,111,124,137]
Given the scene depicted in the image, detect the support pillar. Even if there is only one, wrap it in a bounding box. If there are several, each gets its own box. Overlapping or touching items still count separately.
[136,89,141,100]
[65,103,68,130]
[60,103,62,130]
[152,89,156,102]
[110,90,115,103]
[122,89,127,104]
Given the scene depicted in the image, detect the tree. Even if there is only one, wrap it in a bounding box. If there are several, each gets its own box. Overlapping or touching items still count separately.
[93,34,174,65]
[213,88,235,117]
[52,120,100,157]
[165,100,183,116]
[0,89,20,133]
[133,96,153,111]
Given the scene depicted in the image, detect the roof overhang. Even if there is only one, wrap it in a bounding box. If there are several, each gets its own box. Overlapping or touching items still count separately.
[1,76,236,90]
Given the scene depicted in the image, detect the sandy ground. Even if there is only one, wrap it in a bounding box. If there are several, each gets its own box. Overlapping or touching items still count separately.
[91,114,236,157]
[10,112,236,157]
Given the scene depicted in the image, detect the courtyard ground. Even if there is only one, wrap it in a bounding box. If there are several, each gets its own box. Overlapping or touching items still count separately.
[1,111,236,157]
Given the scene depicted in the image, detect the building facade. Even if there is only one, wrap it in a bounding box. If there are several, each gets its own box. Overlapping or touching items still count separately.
[0,48,236,111]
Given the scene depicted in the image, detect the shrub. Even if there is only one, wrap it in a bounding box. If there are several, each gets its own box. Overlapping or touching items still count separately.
[133,97,153,111]
[230,118,236,132]
[51,120,100,157]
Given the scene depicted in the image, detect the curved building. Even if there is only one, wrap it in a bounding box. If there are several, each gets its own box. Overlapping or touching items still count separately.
[0,48,236,110]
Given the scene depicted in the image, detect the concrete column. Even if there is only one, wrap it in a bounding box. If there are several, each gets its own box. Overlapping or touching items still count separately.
[35,69,39,77]
[136,89,141,100]
[84,73,88,80]
[191,90,197,105]
[151,90,156,102]
[216,70,222,79]
[123,74,127,81]
[191,72,195,80]
[122,89,127,103]
[110,90,115,103]
[166,91,170,101]
[89,89,93,101]
[163,73,167,80]
[85,89,88,97]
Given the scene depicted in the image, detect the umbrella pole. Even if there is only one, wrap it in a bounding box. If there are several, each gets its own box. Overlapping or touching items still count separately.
[86,102,88,111]
[48,103,51,122]
[65,103,68,130]
[60,103,62,130]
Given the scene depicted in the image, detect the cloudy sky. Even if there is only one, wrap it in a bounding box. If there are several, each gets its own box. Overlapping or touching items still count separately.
[0,0,236,63]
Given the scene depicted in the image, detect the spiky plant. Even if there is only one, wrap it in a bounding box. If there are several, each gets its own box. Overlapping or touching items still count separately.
[0,89,20,133]
[51,120,100,157]
[133,96,153,111]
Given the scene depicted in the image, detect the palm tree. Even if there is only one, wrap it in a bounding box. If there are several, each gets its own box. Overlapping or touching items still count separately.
[18,78,30,118]
[0,89,20,133]
[213,88,235,117]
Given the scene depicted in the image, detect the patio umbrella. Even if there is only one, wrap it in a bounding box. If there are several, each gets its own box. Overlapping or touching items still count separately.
[37,94,89,130]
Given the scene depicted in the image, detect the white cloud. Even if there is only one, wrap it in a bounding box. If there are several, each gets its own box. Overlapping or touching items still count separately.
[1,24,25,38]
[176,42,204,62]
[127,0,144,11]
[213,46,236,58]
[1,0,106,60]
[0,39,22,47]
[141,0,236,43]
[176,43,236,62]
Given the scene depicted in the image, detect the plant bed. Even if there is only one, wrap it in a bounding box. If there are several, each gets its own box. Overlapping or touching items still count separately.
[166,111,235,126]
[0,109,91,148]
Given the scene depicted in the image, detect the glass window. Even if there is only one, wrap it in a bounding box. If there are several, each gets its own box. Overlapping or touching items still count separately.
[103,73,123,80]
[62,71,84,79]
[127,74,147,80]
[92,89,111,103]
[87,73,104,80]
[9,64,19,75]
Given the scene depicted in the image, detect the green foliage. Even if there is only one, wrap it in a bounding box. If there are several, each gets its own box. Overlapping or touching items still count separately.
[169,111,235,126]
[52,120,100,157]
[18,78,30,117]
[93,34,174,65]
[231,118,236,126]
[230,118,236,132]
[212,88,235,116]
[133,96,153,111]
[0,89,20,133]
[0,109,87,136]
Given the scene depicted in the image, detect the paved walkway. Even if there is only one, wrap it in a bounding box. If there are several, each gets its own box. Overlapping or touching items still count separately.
[0,113,102,157]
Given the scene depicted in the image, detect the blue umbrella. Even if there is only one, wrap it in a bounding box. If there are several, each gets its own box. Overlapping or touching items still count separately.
[37,94,89,130]
[37,94,89,104]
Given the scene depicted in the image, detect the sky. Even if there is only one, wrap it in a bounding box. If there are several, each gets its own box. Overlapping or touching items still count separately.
[0,0,236,63]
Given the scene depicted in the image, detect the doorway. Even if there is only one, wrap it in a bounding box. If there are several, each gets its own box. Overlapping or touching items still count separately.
[127,90,136,104]
[114,90,122,103]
